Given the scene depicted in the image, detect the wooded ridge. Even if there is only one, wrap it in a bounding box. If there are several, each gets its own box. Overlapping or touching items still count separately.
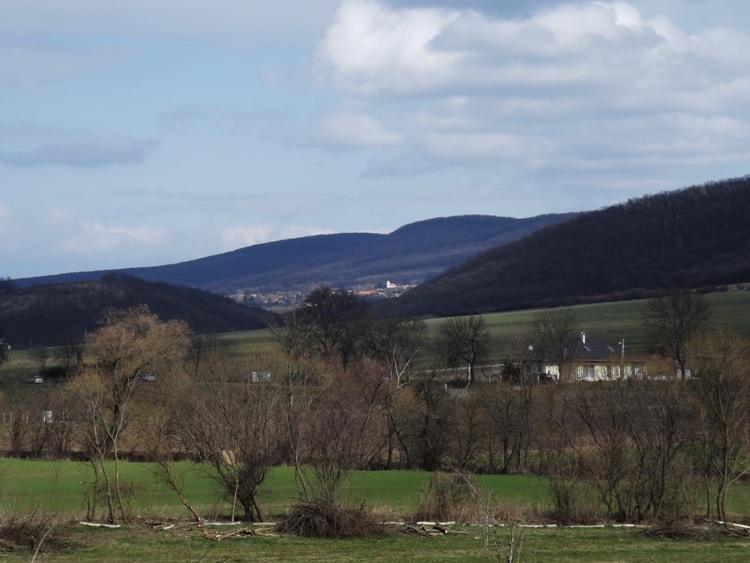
[0,274,277,348]
[395,176,750,316]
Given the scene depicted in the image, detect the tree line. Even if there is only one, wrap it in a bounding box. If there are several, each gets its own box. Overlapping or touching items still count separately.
[1,287,747,526]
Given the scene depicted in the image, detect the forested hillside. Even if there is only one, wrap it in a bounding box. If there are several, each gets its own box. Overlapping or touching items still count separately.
[15,214,574,294]
[396,176,750,316]
[0,274,277,348]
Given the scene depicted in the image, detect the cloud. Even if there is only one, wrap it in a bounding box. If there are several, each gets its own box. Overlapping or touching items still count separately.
[0,204,10,220]
[316,0,750,176]
[0,135,158,168]
[314,111,403,148]
[316,0,462,95]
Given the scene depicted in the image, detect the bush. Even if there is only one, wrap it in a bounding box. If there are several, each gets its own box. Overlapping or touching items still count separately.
[0,512,76,554]
[275,499,384,538]
[413,472,485,524]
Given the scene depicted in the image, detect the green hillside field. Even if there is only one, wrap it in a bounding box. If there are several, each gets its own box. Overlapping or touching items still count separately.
[210,289,750,356]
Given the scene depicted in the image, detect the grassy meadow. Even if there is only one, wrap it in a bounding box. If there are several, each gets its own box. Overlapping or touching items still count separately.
[212,289,750,357]
[17,523,750,562]
[1,460,750,561]
[0,459,549,520]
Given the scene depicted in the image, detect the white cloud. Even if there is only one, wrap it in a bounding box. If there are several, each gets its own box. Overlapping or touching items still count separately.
[315,111,403,147]
[317,0,750,175]
[316,0,463,95]
[0,204,10,220]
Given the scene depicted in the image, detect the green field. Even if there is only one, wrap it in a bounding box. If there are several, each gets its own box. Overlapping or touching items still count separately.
[0,460,548,520]
[15,523,750,562]
[4,289,750,372]
[210,290,750,357]
[2,459,750,520]
[2,460,750,561]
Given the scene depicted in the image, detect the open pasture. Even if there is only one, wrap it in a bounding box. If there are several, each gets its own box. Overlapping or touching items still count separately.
[1,462,750,561]
[0,460,549,520]
[14,523,750,562]
[220,290,750,355]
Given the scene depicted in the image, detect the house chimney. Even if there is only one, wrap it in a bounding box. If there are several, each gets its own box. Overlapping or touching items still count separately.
[581,332,586,344]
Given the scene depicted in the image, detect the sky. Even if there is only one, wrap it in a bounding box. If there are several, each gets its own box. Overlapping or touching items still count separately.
[2,0,749,278]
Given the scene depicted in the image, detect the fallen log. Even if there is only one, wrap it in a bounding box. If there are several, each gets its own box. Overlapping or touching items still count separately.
[78,521,121,529]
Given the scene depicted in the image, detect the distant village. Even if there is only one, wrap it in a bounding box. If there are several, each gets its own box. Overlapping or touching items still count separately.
[229,280,416,310]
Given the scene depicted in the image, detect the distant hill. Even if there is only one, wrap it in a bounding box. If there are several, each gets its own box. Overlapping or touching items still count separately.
[395,176,750,316]
[0,274,278,348]
[15,214,575,294]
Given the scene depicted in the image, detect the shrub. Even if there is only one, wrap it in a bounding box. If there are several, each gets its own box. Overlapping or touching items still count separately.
[275,499,384,538]
[0,512,76,555]
[413,472,485,524]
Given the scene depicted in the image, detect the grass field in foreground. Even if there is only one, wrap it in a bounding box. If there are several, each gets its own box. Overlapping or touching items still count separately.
[2,460,750,523]
[17,522,750,562]
[2,460,750,562]
[0,460,549,520]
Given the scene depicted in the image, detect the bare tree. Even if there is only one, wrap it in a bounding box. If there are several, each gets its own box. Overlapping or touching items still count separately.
[414,370,455,471]
[448,390,487,471]
[572,383,634,520]
[439,315,490,386]
[365,317,426,387]
[28,346,49,373]
[185,370,282,522]
[296,285,371,369]
[54,334,86,375]
[531,309,579,384]
[297,361,386,503]
[690,329,750,521]
[644,289,710,378]
[622,370,695,520]
[480,382,525,474]
[65,306,191,523]
[0,335,9,367]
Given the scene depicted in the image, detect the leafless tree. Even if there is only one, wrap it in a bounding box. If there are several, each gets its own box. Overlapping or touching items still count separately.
[28,346,49,373]
[531,309,580,384]
[185,368,283,522]
[621,370,696,520]
[54,333,86,375]
[296,361,386,503]
[439,315,490,386]
[64,306,191,523]
[365,317,426,387]
[448,390,487,471]
[690,329,750,521]
[295,285,371,369]
[572,382,634,520]
[644,289,710,378]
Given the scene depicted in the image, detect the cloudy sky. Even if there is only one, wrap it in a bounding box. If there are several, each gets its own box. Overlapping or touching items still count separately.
[2,1,749,278]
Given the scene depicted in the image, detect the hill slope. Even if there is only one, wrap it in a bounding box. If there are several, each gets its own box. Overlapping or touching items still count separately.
[16,214,575,294]
[396,176,750,316]
[0,274,277,348]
